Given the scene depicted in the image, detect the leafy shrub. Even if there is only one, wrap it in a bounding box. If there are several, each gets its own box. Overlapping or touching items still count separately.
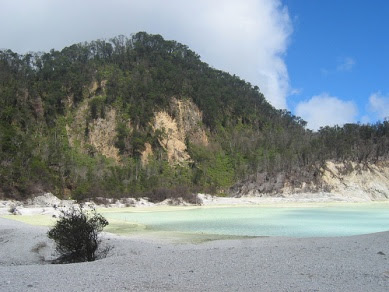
[47,206,110,263]
[72,182,92,201]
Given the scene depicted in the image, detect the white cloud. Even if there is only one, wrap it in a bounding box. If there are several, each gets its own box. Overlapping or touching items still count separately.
[0,0,292,109]
[321,57,356,76]
[295,93,358,131]
[368,92,389,120]
[337,57,356,72]
[290,88,302,95]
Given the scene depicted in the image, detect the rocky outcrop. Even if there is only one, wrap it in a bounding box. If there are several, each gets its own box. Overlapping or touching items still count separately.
[320,161,389,200]
[172,98,208,146]
[87,107,120,162]
[153,111,191,164]
[140,143,153,166]
[66,92,209,166]
[230,166,324,197]
[152,98,208,165]
[230,161,389,201]
[66,99,121,163]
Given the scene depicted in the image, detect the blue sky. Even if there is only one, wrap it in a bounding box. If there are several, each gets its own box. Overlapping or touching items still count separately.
[284,0,389,129]
[0,0,388,130]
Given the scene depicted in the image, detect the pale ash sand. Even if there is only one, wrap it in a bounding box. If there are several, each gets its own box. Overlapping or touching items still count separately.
[1,217,389,291]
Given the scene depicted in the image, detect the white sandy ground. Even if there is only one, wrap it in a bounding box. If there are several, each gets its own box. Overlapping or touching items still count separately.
[0,191,383,217]
[1,193,389,291]
[0,214,389,292]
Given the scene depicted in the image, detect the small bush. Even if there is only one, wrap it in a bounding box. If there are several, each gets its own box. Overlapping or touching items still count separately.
[8,205,19,215]
[47,206,109,263]
[144,186,199,204]
[92,196,111,206]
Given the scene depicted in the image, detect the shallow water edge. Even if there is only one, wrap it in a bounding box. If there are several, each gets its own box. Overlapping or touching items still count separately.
[2,201,388,242]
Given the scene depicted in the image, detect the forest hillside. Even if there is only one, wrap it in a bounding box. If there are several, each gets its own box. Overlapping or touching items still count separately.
[1,32,389,201]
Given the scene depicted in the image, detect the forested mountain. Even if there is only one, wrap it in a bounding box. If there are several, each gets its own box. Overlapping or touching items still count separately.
[1,32,389,201]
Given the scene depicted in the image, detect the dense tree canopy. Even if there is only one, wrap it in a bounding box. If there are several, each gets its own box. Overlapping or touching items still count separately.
[1,32,388,200]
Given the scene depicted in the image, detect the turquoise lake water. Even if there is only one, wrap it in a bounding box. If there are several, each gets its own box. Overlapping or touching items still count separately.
[103,204,389,237]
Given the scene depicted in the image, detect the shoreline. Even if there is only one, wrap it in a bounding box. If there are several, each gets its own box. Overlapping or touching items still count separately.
[1,216,388,291]
[2,191,389,212]
[1,197,389,244]
[2,195,389,218]
[1,195,389,290]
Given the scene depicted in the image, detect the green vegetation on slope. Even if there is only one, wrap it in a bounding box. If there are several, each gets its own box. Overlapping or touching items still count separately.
[1,32,389,200]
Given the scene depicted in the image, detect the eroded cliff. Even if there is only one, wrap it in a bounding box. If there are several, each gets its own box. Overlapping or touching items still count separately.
[231,161,389,201]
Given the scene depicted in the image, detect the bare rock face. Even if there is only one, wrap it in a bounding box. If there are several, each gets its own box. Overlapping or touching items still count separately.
[172,98,208,146]
[231,167,323,197]
[230,160,389,201]
[320,161,389,200]
[66,93,209,166]
[140,143,153,166]
[152,98,208,165]
[66,100,120,162]
[66,79,122,162]
[87,108,120,162]
[153,111,191,164]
